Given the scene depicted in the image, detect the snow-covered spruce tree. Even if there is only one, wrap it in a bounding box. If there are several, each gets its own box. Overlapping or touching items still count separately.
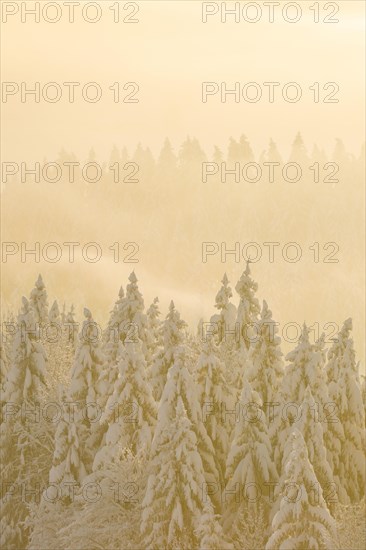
[311,332,345,501]
[147,345,220,512]
[247,300,284,421]
[270,324,343,492]
[69,308,105,472]
[97,278,149,450]
[103,273,148,357]
[65,304,78,347]
[272,387,335,517]
[48,300,61,326]
[146,296,162,361]
[326,319,365,502]
[150,300,188,401]
[120,271,148,352]
[325,319,354,384]
[141,396,208,549]
[295,387,334,499]
[69,308,104,406]
[49,388,87,488]
[169,346,220,498]
[209,273,237,346]
[195,500,234,550]
[102,285,125,364]
[45,299,73,398]
[1,297,47,408]
[29,274,49,326]
[235,261,260,351]
[266,429,336,550]
[28,388,89,550]
[27,388,86,550]
[195,337,232,488]
[223,376,277,539]
[97,287,126,415]
[94,339,157,470]
[224,262,260,397]
[0,297,50,549]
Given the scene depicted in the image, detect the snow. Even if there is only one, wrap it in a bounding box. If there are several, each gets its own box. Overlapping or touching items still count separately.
[2,272,365,550]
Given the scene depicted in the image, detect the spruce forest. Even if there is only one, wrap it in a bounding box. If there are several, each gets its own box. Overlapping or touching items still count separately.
[1,256,365,549]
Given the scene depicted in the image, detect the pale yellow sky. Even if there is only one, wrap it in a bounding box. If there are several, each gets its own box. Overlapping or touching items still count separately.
[1,0,365,160]
[1,1,365,367]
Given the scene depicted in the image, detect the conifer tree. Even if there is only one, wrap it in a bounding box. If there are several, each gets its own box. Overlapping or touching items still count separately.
[65,304,78,346]
[158,138,177,177]
[69,308,105,471]
[146,296,161,361]
[213,145,224,164]
[2,297,47,405]
[326,319,365,502]
[179,136,206,170]
[141,396,208,549]
[69,308,104,405]
[49,300,61,326]
[247,300,284,419]
[332,138,350,166]
[153,345,220,504]
[210,273,237,346]
[266,138,283,165]
[195,338,232,487]
[231,503,268,550]
[271,325,343,485]
[118,272,148,353]
[238,134,254,163]
[103,286,125,362]
[293,387,335,507]
[0,297,49,549]
[97,287,126,412]
[224,377,277,534]
[288,132,310,166]
[311,144,328,166]
[150,301,187,401]
[29,274,49,326]
[132,143,155,182]
[196,500,233,550]
[49,388,87,488]
[45,299,72,397]
[271,387,335,518]
[94,339,156,469]
[235,261,260,351]
[227,135,254,164]
[266,430,336,550]
[100,274,147,357]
